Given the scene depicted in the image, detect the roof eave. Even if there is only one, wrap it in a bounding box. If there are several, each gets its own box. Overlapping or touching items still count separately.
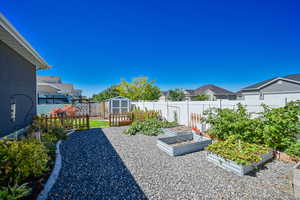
[241,77,300,92]
[0,13,50,70]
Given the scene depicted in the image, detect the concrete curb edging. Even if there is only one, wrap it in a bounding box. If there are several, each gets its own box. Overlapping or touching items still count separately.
[37,141,62,200]
[37,130,75,200]
[66,130,75,136]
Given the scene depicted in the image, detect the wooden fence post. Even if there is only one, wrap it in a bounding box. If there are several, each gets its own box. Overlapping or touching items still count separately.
[86,114,90,129]
[109,114,111,127]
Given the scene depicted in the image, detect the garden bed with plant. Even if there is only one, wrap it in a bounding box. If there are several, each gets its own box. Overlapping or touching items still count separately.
[124,118,177,136]
[202,101,300,162]
[206,136,272,175]
[157,133,212,156]
[0,124,68,200]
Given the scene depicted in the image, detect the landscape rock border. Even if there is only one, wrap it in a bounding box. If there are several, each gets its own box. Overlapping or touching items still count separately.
[37,130,75,200]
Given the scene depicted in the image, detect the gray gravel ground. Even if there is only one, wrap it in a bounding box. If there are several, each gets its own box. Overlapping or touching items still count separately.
[47,127,296,200]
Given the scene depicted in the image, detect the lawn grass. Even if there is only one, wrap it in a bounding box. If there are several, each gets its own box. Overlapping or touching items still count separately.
[89,120,109,128]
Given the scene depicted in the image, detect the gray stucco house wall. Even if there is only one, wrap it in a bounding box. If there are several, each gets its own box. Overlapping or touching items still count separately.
[0,13,49,137]
[260,80,300,93]
[0,41,37,136]
[239,75,300,101]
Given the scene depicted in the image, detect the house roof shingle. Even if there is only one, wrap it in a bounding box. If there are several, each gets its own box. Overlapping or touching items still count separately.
[193,84,235,95]
[284,74,300,82]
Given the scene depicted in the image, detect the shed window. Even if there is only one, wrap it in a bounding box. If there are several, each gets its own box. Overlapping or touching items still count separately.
[112,100,120,107]
[109,97,130,114]
[121,100,128,107]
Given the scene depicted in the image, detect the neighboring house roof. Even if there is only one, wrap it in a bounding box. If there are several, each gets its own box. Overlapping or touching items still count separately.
[241,74,300,91]
[37,76,62,83]
[37,75,82,96]
[161,91,169,96]
[38,82,61,91]
[184,89,195,96]
[0,13,50,70]
[52,83,74,93]
[284,74,300,82]
[193,84,235,95]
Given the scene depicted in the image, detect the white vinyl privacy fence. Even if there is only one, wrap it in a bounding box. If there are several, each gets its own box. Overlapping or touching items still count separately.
[132,98,293,126]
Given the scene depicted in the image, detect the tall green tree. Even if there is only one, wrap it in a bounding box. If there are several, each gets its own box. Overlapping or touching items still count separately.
[117,77,161,100]
[192,94,209,101]
[92,85,120,101]
[168,88,186,101]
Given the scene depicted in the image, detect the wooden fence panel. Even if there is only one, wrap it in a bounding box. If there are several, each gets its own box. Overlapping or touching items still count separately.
[38,115,90,131]
[109,113,133,127]
[189,113,202,128]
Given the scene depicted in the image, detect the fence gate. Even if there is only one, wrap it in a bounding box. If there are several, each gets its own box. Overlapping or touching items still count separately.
[72,99,109,119]
[109,113,133,126]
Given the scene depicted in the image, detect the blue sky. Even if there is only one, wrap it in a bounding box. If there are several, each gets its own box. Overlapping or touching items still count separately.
[2,0,300,97]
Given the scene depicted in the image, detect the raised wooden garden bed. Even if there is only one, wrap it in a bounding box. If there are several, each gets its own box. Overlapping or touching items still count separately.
[207,152,273,176]
[157,133,212,156]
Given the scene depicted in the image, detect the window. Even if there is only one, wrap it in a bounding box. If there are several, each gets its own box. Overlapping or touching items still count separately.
[110,97,130,114]
[121,100,128,107]
[112,100,120,107]
[259,93,264,100]
[10,99,16,122]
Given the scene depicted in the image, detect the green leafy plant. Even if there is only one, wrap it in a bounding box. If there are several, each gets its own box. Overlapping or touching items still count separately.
[0,140,49,185]
[258,102,300,150]
[285,140,300,160]
[168,88,186,101]
[47,127,67,140]
[201,104,262,143]
[41,133,58,159]
[192,94,209,101]
[0,183,31,200]
[117,77,161,100]
[92,85,120,101]
[124,119,177,136]
[131,110,161,122]
[202,101,300,151]
[206,136,270,165]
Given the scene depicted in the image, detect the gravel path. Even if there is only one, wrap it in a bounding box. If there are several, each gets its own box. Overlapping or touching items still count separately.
[47,127,296,200]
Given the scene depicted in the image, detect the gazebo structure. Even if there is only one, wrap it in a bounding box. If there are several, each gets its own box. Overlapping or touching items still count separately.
[108,96,131,114]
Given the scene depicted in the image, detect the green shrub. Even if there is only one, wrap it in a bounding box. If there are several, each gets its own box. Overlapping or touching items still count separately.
[258,102,300,150]
[131,110,161,122]
[202,101,300,151]
[48,127,67,140]
[0,183,31,200]
[41,133,58,159]
[124,119,177,136]
[206,136,270,165]
[202,104,262,143]
[0,140,49,185]
[285,140,300,159]
[161,121,178,128]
